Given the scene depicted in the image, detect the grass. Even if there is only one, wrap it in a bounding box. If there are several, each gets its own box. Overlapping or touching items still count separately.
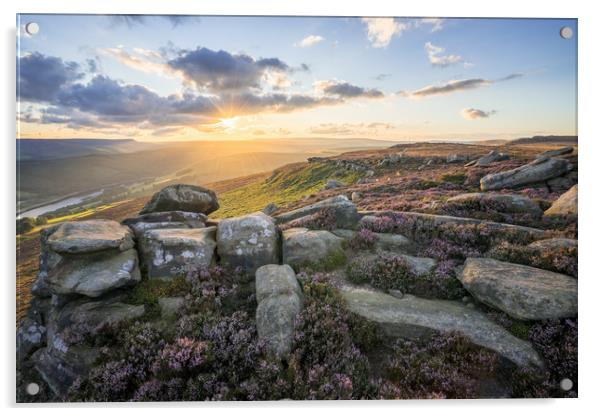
[212,162,364,218]
[126,277,191,320]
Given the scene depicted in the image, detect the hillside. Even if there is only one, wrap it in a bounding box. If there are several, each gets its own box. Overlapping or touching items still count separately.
[508,135,578,145]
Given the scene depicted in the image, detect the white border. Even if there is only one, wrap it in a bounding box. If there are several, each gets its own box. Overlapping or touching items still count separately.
[2,1,600,415]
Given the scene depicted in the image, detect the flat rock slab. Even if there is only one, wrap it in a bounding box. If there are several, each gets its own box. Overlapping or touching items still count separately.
[545,185,577,216]
[332,229,416,254]
[139,227,217,279]
[340,285,542,368]
[282,227,344,269]
[216,212,279,274]
[460,258,577,320]
[275,195,359,229]
[446,193,542,216]
[536,146,574,159]
[255,264,302,304]
[528,238,577,251]
[140,184,219,215]
[47,220,134,254]
[473,150,509,167]
[480,157,572,191]
[123,211,207,240]
[360,211,545,241]
[46,248,141,297]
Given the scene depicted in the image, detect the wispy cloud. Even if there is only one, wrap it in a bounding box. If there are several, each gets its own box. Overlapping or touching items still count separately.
[461,108,497,120]
[309,121,395,135]
[295,35,324,47]
[425,42,463,67]
[400,73,524,98]
[315,80,385,99]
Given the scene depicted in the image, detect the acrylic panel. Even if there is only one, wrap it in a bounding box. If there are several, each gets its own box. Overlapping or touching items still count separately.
[16,14,577,402]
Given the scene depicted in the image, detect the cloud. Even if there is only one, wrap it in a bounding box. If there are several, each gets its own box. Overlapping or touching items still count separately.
[309,122,396,135]
[498,73,524,81]
[461,108,497,120]
[17,52,84,102]
[425,42,463,67]
[418,18,445,32]
[296,35,324,47]
[107,15,200,28]
[374,73,392,81]
[401,78,491,98]
[315,80,384,99]
[166,47,292,93]
[100,47,170,75]
[361,17,408,48]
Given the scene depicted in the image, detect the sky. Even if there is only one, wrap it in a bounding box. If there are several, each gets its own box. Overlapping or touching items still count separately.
[16,15,577,142]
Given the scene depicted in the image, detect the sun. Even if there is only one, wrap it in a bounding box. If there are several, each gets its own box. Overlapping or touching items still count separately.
[218,117,238,129]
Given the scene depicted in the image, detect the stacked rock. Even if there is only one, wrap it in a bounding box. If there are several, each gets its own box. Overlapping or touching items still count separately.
[19,220,145,397]
[255,264,303,358]
[123,184,219,280]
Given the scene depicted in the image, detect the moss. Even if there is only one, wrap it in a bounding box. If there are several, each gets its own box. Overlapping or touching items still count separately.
[212,162,363,218]
[127,277,190,308]
[298,249,347,273]
[440,173,466,185]
[509,320,534,340]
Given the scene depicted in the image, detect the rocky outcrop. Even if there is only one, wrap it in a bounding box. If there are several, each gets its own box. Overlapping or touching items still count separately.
[255,265,303,358]
[140,184,219,215]
[528,238,577,251]
[35,295,145,397]
[445,193,543,216]
[17,317,46,360]
[480,157,572,191]
[332,229,416,254]
[469,150,509,167]
[275,195,359,229]
[459,258,577,320]
[139,227,217,279]
[282,228,345,269]
[39,221,140,298]
[323,179,343,190]
[216,212,279,273]
[545,185,577,216]
[341,285,542,368]
[446,154,469,163]
[122,211,207,240]
[46,249,140,298]
[47,220,134,254]
[536,146,574,159]
[359,211,545,242]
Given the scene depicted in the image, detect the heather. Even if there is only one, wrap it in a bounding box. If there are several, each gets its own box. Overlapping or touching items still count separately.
[346,254,466,300]
[488,242,578,277]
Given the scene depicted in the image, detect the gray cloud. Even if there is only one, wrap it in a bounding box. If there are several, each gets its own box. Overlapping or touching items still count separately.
[167,47,294,93]
[17,52,84,102]
[461,108,497,120]
[318,80,384,99]
[400,73,523,98]
[107,15,200,28]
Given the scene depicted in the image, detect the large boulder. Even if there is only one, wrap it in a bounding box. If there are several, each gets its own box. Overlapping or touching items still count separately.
[459,258,577,320]
[536,146,574,159]
[341,285,542,368]
[123,211,207,240]
[480,157,572,191]
[445,193,542,216]
[275,195,359,229]
[255,264,302,303]
[140,184,219,215]
[544,185,577,216]
[256,294,303,358]
[47,220,134,254]
[139,227,217,279]
[282,228,345,270]
[216,212,279,273]
[472,150,509,167]
[46,249,140,297]
[528,238,577,251]
[36,221,141,298]
[255,264,303,358]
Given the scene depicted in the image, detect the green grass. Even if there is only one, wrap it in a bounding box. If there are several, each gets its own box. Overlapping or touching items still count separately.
[126,277,191,320]
[212,162,363,218]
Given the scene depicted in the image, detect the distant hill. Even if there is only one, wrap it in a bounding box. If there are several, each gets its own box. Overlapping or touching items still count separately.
[16,139,162,161]
[508,135,578,145]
